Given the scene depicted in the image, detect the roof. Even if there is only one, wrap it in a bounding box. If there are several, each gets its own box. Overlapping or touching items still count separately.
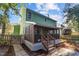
[26,8,57,22]
[25,21,61,29]
[34,24,61,30]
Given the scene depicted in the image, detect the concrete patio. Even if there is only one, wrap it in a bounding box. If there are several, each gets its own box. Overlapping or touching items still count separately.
[13,44,29,56]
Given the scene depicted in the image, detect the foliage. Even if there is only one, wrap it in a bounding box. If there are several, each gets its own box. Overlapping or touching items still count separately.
[0,3,19,34]
[0,38,10,46]
[64,4,79,32]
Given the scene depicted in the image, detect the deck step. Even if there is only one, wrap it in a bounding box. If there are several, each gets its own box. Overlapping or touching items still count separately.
[48,44,54,48]
[48,47,55,51]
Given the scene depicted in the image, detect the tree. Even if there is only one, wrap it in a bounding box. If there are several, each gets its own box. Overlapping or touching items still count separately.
[0,3,19,34]
[64,3,79,32]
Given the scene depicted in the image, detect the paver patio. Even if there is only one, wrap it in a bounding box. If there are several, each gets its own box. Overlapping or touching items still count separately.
[13,44,29,56]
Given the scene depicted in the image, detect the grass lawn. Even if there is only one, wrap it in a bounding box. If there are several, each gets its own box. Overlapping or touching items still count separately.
[61,35,79,43]
[71,35,79,41]
[12,25,20,35]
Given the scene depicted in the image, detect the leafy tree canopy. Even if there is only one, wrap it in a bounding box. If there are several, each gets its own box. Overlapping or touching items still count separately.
[64,3,79,32]
[0,3,19,34]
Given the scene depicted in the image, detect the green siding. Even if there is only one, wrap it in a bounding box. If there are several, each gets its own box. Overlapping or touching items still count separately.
[13,25,20,35]
[26,9,56,28]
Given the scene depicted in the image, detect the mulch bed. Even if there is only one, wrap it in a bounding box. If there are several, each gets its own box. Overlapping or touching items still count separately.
[4,45,15,56]
[21,44,48,56]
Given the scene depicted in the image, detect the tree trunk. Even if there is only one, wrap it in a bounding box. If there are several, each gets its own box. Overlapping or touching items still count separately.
[2,23,6,35]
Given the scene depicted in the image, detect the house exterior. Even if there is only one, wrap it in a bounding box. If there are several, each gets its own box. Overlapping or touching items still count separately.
[20,8,61,51]
[26,8,57,28]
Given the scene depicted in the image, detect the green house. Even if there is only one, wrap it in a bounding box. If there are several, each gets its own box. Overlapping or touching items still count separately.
[12,25,20,35]
[20,8,61,51]
[26,8,57,28]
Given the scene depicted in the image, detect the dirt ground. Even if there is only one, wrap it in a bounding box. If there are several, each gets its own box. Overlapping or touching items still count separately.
[21,44,48,56]
[1,42,79,56]
[4,46,15,56]
[21,42,79,56]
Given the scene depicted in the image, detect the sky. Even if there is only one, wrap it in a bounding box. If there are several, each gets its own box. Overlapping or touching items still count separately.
[27,3,65,24]
[9,3,65,25]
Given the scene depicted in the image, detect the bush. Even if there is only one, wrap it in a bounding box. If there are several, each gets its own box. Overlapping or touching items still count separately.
[0,38,11,46]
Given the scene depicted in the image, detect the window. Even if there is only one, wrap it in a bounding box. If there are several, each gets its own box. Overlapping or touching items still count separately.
[27,12,31,19]
[57,30,59,34]
[45,18,46,22]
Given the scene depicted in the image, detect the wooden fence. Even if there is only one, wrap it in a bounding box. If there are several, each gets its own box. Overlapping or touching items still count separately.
[0,35,24,46]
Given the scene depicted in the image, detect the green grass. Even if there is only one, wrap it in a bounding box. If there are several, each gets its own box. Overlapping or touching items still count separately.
[13,25,20,35]
[71,35,79,41]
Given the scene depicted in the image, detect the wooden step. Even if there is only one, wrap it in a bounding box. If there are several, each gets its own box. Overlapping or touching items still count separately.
[48,44,54,48]
[48,47,55,51]
[41,35,48,51]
